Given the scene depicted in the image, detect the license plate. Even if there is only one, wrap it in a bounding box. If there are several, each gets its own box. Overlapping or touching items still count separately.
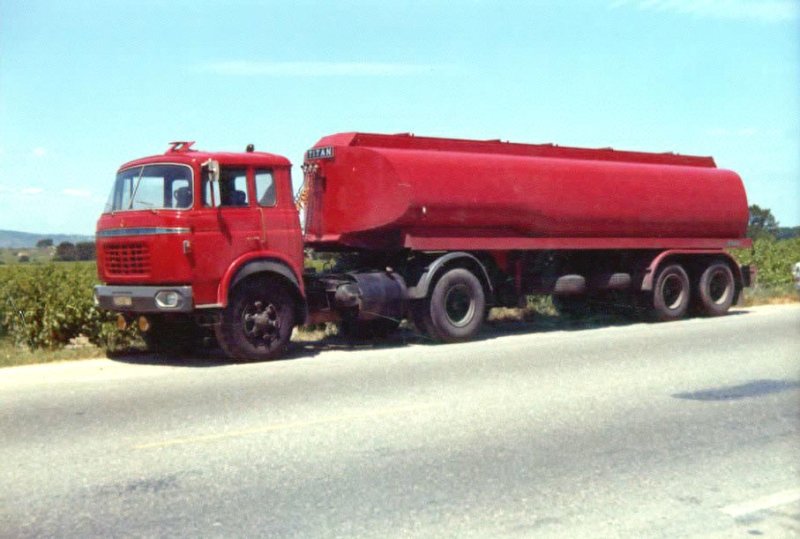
[113,296,133,307]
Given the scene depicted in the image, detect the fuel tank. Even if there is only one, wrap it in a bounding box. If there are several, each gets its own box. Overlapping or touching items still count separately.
[303,133,749,250]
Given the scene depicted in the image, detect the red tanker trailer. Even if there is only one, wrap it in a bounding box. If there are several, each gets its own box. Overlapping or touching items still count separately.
[95,133,752,361]
[304,132,747,247]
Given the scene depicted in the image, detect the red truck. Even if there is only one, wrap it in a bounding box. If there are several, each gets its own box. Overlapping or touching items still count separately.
[95,133,752,360]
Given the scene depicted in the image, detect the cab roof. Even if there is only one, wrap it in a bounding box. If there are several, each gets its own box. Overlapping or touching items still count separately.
[117,141,291,171]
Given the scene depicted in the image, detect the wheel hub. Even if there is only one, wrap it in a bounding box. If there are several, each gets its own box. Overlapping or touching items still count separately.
[661,275,685,310]
[445,284,475,327]
[243,301,281,344]
[708,271,731,304]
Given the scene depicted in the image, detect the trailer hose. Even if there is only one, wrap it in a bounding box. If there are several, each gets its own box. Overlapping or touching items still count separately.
[295,183,309,210]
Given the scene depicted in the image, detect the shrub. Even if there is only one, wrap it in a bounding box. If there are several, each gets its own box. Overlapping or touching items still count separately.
[732,237,800,288]
[0,262,136,351]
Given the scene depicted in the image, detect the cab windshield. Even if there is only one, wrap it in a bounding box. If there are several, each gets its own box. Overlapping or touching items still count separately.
[104,164,193,213]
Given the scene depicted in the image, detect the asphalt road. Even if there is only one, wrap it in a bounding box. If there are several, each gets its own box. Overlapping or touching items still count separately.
[1,304,799,538]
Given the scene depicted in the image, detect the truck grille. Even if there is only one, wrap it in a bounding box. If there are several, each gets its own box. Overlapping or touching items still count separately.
[104,242,151,276]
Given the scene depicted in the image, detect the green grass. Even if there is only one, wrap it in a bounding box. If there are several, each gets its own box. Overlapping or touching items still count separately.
[0,336,106,368]
[304,258,331,273]
[738,284,799,306]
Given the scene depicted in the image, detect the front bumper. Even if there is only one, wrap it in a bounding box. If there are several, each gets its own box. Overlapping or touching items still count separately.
[94,285,193,313]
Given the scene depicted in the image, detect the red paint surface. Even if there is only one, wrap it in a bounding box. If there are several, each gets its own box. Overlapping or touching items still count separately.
[304,133,749,251]
[96,145,303,306]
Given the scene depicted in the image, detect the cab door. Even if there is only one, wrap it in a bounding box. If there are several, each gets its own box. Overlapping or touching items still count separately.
[190,165,262,305]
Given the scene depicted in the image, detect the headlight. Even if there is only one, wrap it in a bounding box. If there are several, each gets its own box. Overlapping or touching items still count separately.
[155,290,181,309]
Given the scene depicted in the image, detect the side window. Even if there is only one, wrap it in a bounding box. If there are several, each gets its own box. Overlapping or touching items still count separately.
[203,167,248,207]
[255,169,276,207]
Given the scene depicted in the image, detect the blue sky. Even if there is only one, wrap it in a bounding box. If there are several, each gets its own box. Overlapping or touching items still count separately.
[1,0,798,234]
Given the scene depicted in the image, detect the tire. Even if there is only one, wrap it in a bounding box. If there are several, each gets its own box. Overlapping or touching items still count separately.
[696,262,735,316]
[651,264,690,321]
[215,278,295,361]
[418,268,486,343]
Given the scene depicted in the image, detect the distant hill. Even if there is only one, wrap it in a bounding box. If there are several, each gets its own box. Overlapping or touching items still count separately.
[0,230,94,249]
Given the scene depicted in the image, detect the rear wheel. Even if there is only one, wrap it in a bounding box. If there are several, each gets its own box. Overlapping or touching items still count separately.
[696,262,735,316]
[651,264,690,321]
[417,268,486,343]
[215,278,295,361]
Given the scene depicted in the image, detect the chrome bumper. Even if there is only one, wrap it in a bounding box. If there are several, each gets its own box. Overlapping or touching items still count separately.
[94,285,193,313]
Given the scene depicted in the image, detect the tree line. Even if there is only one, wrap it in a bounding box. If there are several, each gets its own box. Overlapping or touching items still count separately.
[32,238,96,261]
[747,204,800,241]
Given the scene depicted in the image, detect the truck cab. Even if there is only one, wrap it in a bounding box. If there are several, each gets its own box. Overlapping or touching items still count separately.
[95,142,304,352]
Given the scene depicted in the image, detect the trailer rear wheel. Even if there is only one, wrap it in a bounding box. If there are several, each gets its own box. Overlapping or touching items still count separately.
[419,268,485,343]
[216,278,295,361]
[696,262,735,316]
[651,264,690,321]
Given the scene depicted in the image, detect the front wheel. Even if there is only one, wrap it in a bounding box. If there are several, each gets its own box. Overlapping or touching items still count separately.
[215,279,295,361]
[416,268,486,343]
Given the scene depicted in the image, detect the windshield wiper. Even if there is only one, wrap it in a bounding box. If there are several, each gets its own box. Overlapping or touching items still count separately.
[127,167,146,210]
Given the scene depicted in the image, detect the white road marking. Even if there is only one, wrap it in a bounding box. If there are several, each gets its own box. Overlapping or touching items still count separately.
[721,489,800,518]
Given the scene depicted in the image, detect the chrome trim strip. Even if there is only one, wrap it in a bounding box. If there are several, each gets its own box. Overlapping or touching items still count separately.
[97,227,191,238]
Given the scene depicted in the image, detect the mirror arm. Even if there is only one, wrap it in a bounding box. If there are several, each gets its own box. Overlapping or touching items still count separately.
[201,159,220,208]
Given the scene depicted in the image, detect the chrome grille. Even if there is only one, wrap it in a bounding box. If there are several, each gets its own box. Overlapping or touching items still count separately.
[104,242,151,276]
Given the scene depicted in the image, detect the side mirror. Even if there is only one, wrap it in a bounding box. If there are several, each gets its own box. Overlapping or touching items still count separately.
[202,159,220,183]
